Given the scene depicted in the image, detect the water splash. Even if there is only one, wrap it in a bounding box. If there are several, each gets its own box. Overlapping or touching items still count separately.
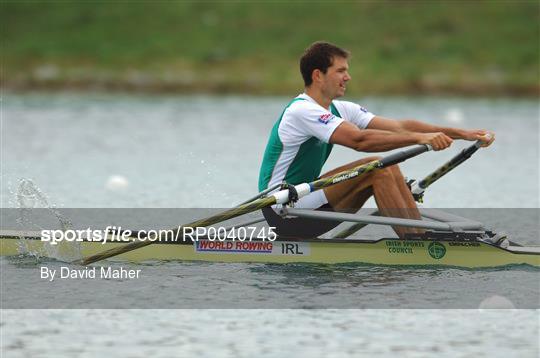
[16,179,50,209]
[13,179,82,262]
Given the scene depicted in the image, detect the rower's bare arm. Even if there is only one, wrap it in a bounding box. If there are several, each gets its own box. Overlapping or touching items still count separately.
[369,116,495,147]
[369,116,463,137]
[329,121,452,151]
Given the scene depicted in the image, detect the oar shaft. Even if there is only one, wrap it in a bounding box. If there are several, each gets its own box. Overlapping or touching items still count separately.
[416,141,481,190]
[310,144,431,192]
[80,196,277,265]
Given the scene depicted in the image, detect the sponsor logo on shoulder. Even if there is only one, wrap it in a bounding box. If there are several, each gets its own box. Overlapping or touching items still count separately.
[359,106,368,113]
[318,113,335,124]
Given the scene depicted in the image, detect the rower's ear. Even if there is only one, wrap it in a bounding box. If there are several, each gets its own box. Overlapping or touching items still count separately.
[312,69,323,84]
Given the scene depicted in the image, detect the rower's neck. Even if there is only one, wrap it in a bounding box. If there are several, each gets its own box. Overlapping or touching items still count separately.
[305,87,332,109]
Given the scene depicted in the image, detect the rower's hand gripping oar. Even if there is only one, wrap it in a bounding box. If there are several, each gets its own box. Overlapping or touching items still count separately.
[78,144,431,265]
[409,139,486,202]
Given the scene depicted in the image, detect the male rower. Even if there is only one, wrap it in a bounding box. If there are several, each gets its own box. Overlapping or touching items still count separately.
[258,41,494,239]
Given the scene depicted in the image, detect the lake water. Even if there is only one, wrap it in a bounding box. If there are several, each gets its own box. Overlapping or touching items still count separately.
[1,92,539,357]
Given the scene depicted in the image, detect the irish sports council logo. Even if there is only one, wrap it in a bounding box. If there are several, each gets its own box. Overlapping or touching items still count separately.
[428,242,446,259]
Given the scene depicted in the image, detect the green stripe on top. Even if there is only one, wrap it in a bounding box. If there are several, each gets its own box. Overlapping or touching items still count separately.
[258,100,341,191]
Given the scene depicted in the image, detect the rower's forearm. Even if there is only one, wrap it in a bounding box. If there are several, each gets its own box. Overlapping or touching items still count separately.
[400,119,465,139]
[355,129,419,152]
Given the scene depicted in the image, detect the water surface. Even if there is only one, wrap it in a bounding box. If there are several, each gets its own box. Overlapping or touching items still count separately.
[1,93,539,357]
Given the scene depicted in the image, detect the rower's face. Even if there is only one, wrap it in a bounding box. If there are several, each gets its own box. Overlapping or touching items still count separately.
[321,56,351,98]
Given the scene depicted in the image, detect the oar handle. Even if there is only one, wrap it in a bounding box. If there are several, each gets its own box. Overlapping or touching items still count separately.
[378,144,432,168]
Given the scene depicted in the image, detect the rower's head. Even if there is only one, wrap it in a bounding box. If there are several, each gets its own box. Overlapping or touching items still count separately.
[300,41,351,98]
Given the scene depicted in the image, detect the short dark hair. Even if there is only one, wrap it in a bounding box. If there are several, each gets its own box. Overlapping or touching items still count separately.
[300,41,350,86]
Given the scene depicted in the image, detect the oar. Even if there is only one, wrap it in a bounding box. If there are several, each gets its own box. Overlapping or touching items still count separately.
[410,139,484,202]
[79,144,431,265]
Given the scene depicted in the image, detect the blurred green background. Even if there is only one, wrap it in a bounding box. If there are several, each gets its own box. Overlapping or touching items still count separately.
[2,1,538,96]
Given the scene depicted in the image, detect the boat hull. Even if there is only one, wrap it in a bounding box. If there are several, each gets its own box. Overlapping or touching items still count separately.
[1,236,539,268]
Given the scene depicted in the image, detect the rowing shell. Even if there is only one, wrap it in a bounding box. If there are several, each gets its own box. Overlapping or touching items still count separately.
[1,233,538,268]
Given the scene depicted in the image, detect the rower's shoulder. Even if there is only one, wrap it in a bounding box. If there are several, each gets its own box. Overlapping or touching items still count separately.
[331,99,360,109]
[285,96,320,114]
[332,100,374,117]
